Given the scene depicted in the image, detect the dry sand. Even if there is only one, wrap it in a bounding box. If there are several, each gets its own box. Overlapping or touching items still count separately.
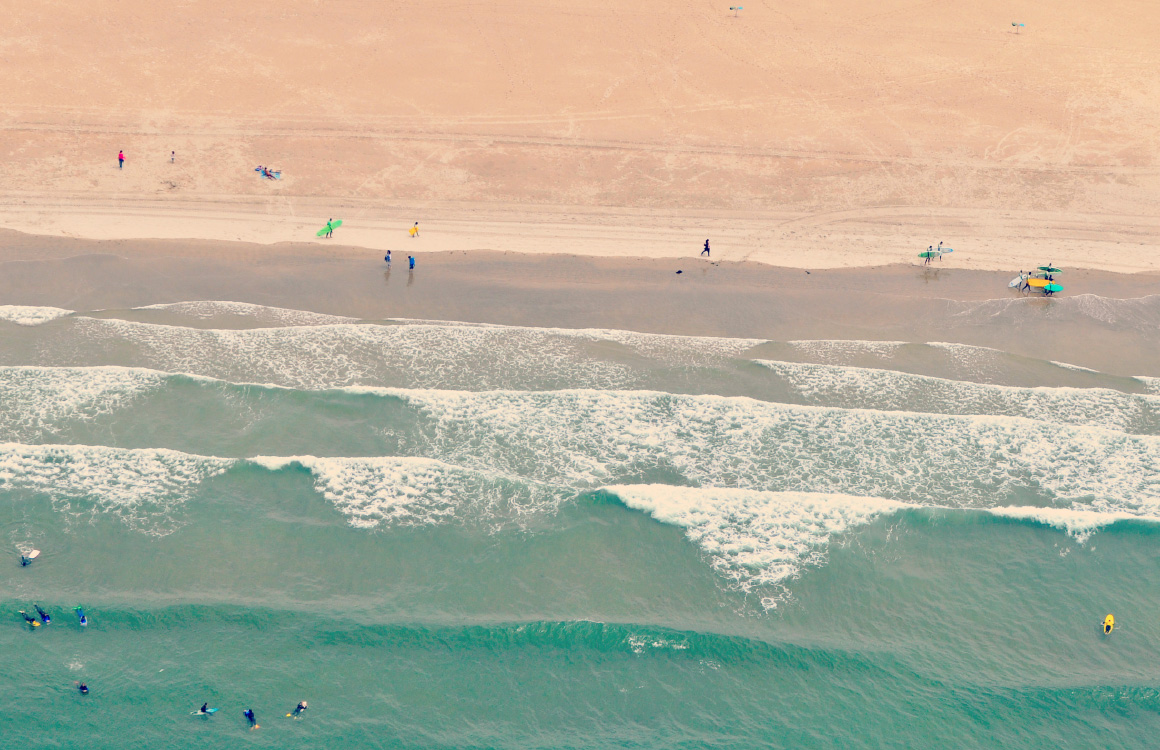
[1,0,1157,271]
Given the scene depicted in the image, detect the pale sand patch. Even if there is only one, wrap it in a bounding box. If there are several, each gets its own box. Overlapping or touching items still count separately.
[1,0,1157,270]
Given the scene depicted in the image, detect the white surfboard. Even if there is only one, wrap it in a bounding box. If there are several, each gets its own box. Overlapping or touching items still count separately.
[1008,274,1026,288]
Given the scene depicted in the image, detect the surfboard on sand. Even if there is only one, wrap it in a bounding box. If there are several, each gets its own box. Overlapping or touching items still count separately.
[316,220,343,237]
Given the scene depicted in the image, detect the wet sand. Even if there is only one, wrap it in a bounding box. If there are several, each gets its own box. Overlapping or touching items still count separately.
[2,230,1158,376]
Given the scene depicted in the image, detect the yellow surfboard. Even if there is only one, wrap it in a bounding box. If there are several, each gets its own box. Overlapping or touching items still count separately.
[1027,278,1049,288]
[1103,614,1114,634]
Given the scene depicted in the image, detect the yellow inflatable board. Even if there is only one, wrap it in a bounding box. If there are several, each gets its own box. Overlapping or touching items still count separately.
[1103,614,1114,634]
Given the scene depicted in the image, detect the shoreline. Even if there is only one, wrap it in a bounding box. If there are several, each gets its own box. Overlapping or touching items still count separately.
[1,196,1157,274]
[3,229,1159,376]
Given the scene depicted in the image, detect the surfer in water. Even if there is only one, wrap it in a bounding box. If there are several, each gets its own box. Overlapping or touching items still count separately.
[199,703,210,715]
[78,682,89,695]
[75,607,88,627]
[19,610,40,628]
[243,708,257,728]
[291,700,308,717]
[35,604,50,624]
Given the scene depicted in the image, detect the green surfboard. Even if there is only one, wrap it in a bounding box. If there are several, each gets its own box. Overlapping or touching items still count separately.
[316,220,343,237]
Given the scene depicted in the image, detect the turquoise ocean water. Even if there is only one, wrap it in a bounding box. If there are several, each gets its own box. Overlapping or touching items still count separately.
[2,299,1159,748]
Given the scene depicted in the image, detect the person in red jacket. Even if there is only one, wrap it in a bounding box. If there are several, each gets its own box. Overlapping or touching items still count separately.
[118,151,125,169]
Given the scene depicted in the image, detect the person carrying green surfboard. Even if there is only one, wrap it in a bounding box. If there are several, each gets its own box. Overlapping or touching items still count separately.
[317,219,343,238]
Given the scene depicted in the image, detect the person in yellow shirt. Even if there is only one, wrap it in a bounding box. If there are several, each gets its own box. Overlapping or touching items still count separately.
[409,222,419,238]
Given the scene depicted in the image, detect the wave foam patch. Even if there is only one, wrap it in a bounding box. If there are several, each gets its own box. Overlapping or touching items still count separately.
[986,506,1160,544]
[132,301,358,327]
[609,485,903,600]
[755,360,1160,433]
[54,317,761,390]
[0,305,73,326]
[254,455,558,528]
[0,443,232,533]
[0,366,167,440]
[787,340,905,362]
[397,389,1160,512]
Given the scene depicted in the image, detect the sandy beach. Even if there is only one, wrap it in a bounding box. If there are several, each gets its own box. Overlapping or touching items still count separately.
[2,0,1157,271]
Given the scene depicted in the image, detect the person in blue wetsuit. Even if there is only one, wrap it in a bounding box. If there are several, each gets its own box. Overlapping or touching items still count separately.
[244,708,257,727]
[35,604,50,624]
[408,255,415,270]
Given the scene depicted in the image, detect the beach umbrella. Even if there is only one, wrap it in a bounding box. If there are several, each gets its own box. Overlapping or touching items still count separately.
[1037,266,1062,274]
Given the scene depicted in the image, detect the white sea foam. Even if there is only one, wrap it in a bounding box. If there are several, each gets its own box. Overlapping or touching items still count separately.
[43,316,762,391]
[1135,376,1160,395]
[0,366,167,439]
[610,484,904,598]
[0,442,232,533]
[1051,361,1100,374]
[393,389,1160,513]
[754,360,1160,433]
[787,340,906,362]
[0,305,74,326]
[608,485,1159,600]
[253,455,556,528]
[132,301,358,326]
[985,506,1160,544]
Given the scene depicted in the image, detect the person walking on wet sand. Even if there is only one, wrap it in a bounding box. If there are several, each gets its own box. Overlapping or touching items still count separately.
[701,239,710,257]
[118,151,125,169]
